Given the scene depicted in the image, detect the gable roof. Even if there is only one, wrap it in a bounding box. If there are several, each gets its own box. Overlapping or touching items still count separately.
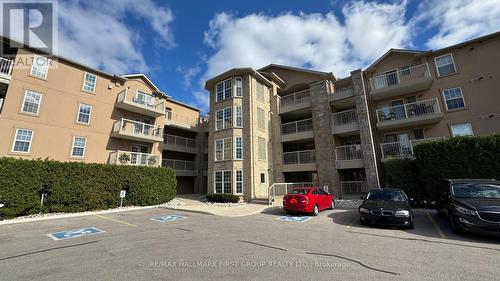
[120,73,170,98]
[204,67,272,90]
[365,49,426,72]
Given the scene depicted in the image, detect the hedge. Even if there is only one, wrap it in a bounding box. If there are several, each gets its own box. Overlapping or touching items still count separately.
[206,193,240,203]
[384,135,500,201]
[0,158,177,219]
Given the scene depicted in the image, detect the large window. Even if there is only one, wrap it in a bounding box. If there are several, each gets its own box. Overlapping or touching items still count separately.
[257,107,265,130]
[215,138,232,161]
[451,123,473,137]
[214,171,232,194]
[82,72,97,93]
[12,129,33,153]
[216,78,232,102]
[77,103,92,124]
[235,77,242,97]
[71,136,87,157]
[22,90,42,114]
[258,137,266,160]
[236,170,243,194]
[235,137,243,160]
[235,106,243,127]
[30,55,50,78]
[215,107,232,130]
[442,87,465,110]
[435,53,456,77]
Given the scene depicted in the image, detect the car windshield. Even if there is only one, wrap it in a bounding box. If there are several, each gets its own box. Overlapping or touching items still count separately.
[452,183,500,199]
[366,190,405,201]
[291,189,309,195]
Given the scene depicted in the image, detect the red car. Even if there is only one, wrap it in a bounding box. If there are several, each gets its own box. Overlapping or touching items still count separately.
[283,187,335,216]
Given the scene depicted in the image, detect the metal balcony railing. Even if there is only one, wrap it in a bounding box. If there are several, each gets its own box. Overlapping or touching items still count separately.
[336,144,363,160]
[376,98,441,123]
[165,110,199,127]
[109,150,161,167]
[113,118,163,139]
[0,57,13,76]
[340,181,368,196]
[280,89,310,107]
[283,149,316,164]
[281,118,313,135]
[116,89,164,111]
[370,63,431,91]
[380,137,444,159]
[162,159,196,171]
[164,134,196,148]
[332,109,358,126]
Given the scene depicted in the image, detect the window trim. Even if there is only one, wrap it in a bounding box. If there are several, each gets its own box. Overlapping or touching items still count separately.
[235,106,243,128]
[235,76,243,97]
[215,107,232,131]
[21,90,42,115]
[30,55,50,79]
[11,128,34,153]
[82,72,97,93]
[442,87,466,111]
[70,136,87,158]
[76,103,93,125]
[434,53,457,77]
[215,78,233,102]
[235,136,243,160]
[214,170,232,194]
[235,170,243,194]
[215,137,232,161]
[450,123,474,137]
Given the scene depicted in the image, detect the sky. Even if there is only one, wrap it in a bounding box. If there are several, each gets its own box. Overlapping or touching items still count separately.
[3,0,500,114]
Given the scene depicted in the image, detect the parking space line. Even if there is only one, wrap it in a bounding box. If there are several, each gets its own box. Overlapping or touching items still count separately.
[94,214,137,227]
[426,212,446,239]
[346,216,358,229]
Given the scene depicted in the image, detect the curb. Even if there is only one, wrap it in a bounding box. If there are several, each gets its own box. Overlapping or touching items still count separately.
[160,205,278,217]
[158,206,214,216]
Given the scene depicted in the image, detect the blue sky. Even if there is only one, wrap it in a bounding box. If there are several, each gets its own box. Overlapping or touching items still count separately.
[6,0,500,113]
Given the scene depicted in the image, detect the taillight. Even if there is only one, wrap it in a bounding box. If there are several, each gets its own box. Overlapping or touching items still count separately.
[298,196,308,204]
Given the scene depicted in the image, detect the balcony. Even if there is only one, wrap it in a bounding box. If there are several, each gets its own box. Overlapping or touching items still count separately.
[164,134,197,153]
[340,181,368,197]
[115,89,165,117]
[165,110,199,131]
[109,150,161,167]
[376,98,444,130]
[380,137,444,161]
[329,85,355,107]
[280,90,311,114]
[111,118,163,143]
[283,150,316,172]
[369,63,433,100]
[162,159,196,176]
[335,144,364,169]
[281,118,313,142]
[332,109,359,135]
[0,57,13,83]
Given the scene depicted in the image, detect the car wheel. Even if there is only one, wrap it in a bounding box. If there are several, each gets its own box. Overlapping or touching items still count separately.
[407,215,414,229]
[312,205,319,216]
[449,213,464,234]
[359,217,368,226]
[330,200,335,210]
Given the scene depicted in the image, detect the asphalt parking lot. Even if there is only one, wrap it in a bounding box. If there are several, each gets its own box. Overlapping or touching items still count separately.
[0,207,499,281]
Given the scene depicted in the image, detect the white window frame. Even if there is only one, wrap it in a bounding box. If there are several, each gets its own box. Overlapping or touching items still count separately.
[214,170,232,194]
[442,87,466,111]
[71,136,87,158]
[82,72,97,93]
[215,137,232,161]
[450,123,474,137]
[235,77,242,97]
[434,53,457,77]
[11,128,34,153]
[215,78,233,102]
[235,170,243,194]
[235,106,243,128]
[235,137,243,160]
[30,55,50,79]
[76,103,93,124]
[215,107,232,130]
[21,90,42,114]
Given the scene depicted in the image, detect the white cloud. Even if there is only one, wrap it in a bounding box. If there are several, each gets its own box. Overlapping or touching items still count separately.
[416,0,500,49]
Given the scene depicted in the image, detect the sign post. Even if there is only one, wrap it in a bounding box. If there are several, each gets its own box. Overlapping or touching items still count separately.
[120,190,126,207]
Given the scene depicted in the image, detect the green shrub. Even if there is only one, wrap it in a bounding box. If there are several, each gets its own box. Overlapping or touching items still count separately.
[383,158,421,199]
[0,158,177,219]
[206,193,240,203]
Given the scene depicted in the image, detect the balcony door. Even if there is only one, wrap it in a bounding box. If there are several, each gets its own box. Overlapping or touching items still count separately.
[385,133,411,157]
[131,144,149,165]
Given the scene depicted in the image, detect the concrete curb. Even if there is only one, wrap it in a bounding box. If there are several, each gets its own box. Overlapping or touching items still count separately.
[160,205,278,217]
[158,206,214,216]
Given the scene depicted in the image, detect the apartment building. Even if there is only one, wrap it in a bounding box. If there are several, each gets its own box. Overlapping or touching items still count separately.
[0,37,207,194]
[205,31,500,201]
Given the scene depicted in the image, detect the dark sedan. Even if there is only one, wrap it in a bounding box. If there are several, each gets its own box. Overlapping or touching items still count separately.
[359,188,414,229]
[437,179,500,234]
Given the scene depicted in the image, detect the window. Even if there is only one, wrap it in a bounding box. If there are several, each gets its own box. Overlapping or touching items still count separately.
[214,171,232,194]
[216,83,224,102]
[257,107,265,130]
[77,103,92,124]
[21,90,42,114]
[215,78,232,102]
[30,55,50,78]
[236,170,243,194]
[215,107,232,130]
[258,137,266,160]
[82,72,97,93]
[260,173,266,183]
[256,82,265,101]
[413,128,425,140]
[235,106,243,127]
[451,123,473,137]
[435,54,456,76]
[235,137,243,160]
[12,129,33,153]
[215,138,232,161]
[443,87,465,110]
[71,136,87,157]
[235,77,242,97]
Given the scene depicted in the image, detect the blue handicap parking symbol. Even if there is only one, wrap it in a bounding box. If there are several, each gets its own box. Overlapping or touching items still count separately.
[278,215,312,223]
[150,215,186,223]
[47,227,104,241]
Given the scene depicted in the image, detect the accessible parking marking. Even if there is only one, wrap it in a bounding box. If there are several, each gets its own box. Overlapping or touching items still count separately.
[277,215,312,223]
[94,214,137,227]
[150,215,186,223]
[47,227,104,241]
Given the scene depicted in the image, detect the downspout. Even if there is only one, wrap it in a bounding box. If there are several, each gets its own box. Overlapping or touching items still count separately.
[249,76,256,199]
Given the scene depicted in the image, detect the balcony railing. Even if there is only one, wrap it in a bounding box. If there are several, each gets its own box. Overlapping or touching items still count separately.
[280,89,310,108]
[376,98,441,123]
[380,137,444,159]
[370,63,431,91]
[283,149,316,164]
[112,118,163,141]
[109,150,161,167]
[165,110,199,128]
[162,159,196,171]
[0,57,13,76]
[336,144,363,160]
[164,134,196,148]
[332,109,357,126]
[340,181,368,196]
[116,89,165,116]
[281,118,313,135]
